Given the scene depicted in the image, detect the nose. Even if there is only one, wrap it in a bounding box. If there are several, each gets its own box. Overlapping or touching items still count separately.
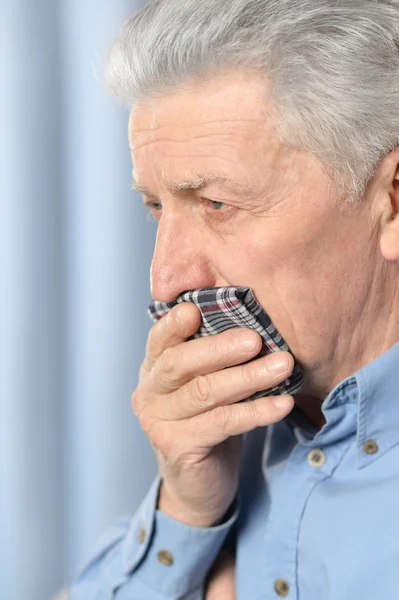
[150,212,217,303]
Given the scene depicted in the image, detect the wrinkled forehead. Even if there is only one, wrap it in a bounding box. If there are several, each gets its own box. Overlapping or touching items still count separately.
[128,69,274,148]
[127,70,333,202]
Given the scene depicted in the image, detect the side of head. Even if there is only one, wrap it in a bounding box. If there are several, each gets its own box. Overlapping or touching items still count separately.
[105,0,399,394]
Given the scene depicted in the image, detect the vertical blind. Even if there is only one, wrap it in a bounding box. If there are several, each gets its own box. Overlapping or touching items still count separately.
[1,1,158,599]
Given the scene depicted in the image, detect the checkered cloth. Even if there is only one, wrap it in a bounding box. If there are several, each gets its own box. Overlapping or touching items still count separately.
[148,286,304,400]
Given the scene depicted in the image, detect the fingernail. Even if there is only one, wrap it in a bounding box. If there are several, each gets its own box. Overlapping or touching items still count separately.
[272,396,294,409]
[266,353,290,374]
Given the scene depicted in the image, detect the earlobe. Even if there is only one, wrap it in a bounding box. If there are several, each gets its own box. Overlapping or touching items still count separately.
[380,165,399,261]
[381,215,399,261]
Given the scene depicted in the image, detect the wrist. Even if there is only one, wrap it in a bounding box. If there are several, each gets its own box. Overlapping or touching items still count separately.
[157,482,235,528]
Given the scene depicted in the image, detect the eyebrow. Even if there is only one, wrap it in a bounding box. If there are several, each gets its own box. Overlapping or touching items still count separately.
[131,174,248,198]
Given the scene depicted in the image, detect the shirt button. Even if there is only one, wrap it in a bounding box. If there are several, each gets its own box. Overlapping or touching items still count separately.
[363,440,379,455]
[137,527,146,544]
[307,448,326,467]
[274,578,290,597]
[157,550,174,566]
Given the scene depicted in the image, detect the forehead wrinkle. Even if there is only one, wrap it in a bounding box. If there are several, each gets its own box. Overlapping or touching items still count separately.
[130,132,245,155]
[130,117,265,136]
[128,117,268,151]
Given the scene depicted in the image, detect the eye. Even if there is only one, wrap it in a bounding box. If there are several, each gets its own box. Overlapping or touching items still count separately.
[203,198,234,221]
[143,198,230,222]
[207,200,226,211]
[144,201,162,221]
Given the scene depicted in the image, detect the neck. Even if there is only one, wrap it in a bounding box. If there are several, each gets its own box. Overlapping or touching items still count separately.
[294,277,399,431]
[292,394,326,430]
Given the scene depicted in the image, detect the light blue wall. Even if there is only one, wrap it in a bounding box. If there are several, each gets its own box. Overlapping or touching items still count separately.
[1,2,158,598]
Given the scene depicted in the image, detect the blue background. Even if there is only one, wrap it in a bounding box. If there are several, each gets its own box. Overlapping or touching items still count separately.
[1,2,159,598]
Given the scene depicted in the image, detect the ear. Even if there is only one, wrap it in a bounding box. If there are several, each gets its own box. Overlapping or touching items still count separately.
[379,148,399,261]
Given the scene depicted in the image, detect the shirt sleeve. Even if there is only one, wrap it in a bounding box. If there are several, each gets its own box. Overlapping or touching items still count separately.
[69,472,239,600]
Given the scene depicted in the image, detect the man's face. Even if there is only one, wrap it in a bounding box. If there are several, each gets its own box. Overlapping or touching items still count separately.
[129,70,381,395]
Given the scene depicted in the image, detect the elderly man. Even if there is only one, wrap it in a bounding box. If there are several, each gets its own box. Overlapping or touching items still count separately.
[70,0,399,599]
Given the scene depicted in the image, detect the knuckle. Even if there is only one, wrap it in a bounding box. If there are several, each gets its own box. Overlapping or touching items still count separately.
[149,421,171,454]
[139,412,154,436]
[131,389,142,417]
[246,399,264,421]
[212,405,232,434]
[159,347,179,378]
[241,362,258,387]
[190,375,212,409]
[211,332,233,363]
[132,390,155,436]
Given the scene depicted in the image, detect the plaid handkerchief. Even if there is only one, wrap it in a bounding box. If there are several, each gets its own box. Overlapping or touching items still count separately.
[147,286,304,400]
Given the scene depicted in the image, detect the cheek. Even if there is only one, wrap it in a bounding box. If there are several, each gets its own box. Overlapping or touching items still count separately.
[213,218,345,324]
[217,223,314,283]
[212,200,361,308]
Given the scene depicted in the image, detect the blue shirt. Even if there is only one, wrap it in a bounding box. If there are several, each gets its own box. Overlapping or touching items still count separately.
[70,341,399,599]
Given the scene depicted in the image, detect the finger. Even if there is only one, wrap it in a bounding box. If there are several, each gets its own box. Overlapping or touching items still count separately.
[143,302,201,373]
[190,392,295,447]
[150,326,263,394]
[155,351,294,420]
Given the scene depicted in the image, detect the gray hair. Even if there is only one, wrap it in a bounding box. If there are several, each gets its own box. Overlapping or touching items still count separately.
[105,0,399,202]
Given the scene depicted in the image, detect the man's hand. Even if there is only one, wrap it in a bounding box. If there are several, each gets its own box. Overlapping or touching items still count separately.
[205,549,236,600]
[132,302,294,527]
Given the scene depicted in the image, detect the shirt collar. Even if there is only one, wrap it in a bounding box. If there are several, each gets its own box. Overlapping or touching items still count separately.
[354,340,399,468]
[289,341,399,469]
